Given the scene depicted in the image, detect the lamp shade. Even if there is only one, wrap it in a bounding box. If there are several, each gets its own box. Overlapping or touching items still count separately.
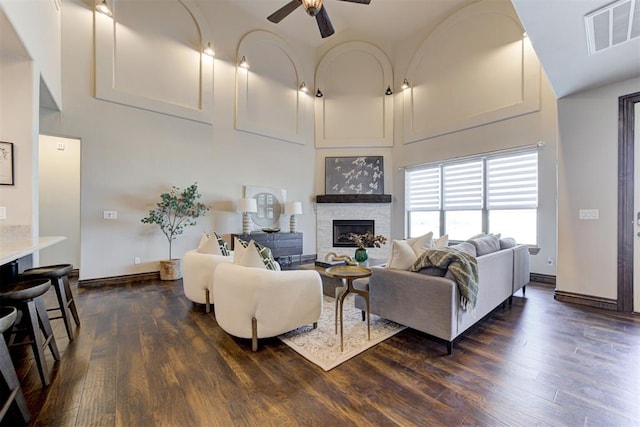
[237,198,257,213]
[285,201,302,215]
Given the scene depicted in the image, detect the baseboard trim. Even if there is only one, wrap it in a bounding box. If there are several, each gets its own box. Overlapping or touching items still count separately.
[530,273,556,285]
[554,290,618,311]
[79,271,160,287]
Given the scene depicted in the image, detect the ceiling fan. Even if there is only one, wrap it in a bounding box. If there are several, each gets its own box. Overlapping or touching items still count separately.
[267,0,372,39]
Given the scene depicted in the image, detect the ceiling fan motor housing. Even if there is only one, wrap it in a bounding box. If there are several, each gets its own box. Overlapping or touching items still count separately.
[302,0,323,16]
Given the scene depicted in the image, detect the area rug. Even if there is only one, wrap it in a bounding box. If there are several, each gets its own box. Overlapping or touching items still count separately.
[278,294,405,371]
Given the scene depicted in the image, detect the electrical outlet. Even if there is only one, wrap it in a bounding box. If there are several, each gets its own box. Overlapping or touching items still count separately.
[103,211,117,219]
[134,257,141,265]
[547,257,553,266]
[56,142,65,151]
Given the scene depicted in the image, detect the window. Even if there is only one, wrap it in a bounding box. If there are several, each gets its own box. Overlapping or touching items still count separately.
[406,149,538,244]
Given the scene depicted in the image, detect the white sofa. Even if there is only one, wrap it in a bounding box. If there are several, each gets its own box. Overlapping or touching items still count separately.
[182,249,233,312]
[213,262,323,351]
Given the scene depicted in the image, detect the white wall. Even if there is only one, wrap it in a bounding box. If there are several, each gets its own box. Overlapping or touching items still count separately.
[38,134,80,268]
[557,77,640,299]
[0,0,61,108]
[0,56,38,239]
[39,0,317,280]
[388,0,558,276]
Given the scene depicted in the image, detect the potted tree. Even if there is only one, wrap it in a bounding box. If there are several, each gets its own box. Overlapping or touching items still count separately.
[141,182,209,280]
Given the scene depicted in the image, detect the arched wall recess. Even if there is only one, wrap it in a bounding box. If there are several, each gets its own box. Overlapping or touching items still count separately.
[94,0,213,124]
[235,31,306,145]
[315,41,393,148]
[403,0,540,144]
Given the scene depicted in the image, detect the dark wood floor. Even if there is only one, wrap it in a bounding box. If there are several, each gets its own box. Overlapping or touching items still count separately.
[2,278,639,426]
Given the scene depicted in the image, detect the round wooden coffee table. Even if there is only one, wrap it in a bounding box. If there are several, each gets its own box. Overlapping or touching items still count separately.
[325,265,372,352]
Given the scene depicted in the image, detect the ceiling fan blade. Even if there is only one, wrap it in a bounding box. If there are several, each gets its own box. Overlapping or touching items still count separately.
[337,0,371,4]
[267,0,302,23]
[316,6,335,38]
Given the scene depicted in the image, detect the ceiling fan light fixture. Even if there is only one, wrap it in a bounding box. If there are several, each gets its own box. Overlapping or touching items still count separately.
[401,78,410,90]
[302,0,323,16]
[315,88,324,98]
[239,56,249,69]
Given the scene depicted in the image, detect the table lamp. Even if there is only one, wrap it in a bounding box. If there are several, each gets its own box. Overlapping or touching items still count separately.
[285,201,302,233]
[237,198,257,235]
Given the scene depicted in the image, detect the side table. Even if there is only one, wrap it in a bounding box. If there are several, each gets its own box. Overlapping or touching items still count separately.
[325,265,372,352]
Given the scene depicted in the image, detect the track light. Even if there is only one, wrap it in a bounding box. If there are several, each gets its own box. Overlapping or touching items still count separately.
[401,78,410,90]
[316,88,323,97]
[239,56,249,69]
[299,82,309,93]
[203,42,215,57]
[95,0,112,16]
[385,86,393,95]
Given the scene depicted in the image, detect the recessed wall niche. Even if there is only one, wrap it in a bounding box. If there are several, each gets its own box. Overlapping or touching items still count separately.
[235,31,306,145]
[314,41,393,148]
[403,0,540,143]
[94,0,213,123]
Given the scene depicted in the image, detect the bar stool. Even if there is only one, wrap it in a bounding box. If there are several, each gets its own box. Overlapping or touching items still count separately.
[20,264,80,341]
[0,306,30,424]
[0,278,60,387]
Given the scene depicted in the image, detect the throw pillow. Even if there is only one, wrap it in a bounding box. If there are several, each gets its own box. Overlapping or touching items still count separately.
[214,232,231,256]
[450,241,477,257]
[406,231,434,256]
[468,234,500,256]
[196,233,223,255]
[433,234,449,248]
[387,239,420,270]
[233,238,278,270]
[499,237,517,249]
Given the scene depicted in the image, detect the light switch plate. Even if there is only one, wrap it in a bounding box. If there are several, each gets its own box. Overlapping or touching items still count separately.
[579,209,599,220]
[0,207,6,220]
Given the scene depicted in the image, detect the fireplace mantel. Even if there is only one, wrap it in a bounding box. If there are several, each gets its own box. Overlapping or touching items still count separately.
[316,194,391,203]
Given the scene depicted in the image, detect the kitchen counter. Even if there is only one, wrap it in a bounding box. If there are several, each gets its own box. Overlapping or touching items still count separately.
[0,236,66,266]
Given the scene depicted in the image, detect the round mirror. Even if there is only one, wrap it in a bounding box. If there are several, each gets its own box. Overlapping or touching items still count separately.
[250,191,282,228]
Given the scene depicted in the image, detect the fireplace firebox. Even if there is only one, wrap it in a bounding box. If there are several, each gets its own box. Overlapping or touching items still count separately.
[333,220,375,247]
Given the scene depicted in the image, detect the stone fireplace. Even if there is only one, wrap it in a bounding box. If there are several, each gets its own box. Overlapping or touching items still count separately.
[316,200,391,260]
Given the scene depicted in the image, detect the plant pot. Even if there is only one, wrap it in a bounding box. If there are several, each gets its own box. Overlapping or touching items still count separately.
[354,247,369,263]
[159,259,183,281]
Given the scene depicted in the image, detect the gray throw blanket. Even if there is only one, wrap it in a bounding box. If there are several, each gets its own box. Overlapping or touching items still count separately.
[410,247,479,310]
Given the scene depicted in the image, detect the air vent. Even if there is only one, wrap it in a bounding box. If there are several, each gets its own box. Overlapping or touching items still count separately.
[585,0,640,54]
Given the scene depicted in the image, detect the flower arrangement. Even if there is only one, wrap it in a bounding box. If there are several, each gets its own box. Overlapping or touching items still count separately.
[347,231,387,249]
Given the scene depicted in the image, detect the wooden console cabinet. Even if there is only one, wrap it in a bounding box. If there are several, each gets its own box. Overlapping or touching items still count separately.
[231,232,303,260]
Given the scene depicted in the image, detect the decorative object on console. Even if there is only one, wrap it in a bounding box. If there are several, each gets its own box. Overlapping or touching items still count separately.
[0,142,14,186]
[347,231,386,264]
[325,156,383,195]
[243,185,287,230]
[285,201,302,233]
[141,183,209,280]
[323,251,356,266]
[237,198,258,235]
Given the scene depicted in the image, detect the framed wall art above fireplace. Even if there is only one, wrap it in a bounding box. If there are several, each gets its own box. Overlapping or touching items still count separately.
[325,156,383,195]
[0,142,14,186]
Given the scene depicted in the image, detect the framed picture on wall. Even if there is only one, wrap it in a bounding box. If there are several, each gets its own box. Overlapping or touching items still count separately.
[325,156,384,195]
[0,142,14,186]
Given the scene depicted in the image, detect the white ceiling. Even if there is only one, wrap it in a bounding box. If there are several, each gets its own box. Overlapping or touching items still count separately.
[225,0,640,98]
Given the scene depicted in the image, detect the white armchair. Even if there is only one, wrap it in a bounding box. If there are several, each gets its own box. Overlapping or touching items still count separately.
[182,249,234,313]
[213,262,323,351]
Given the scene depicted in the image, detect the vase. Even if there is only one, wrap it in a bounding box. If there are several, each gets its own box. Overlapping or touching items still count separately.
[354,247,369,263]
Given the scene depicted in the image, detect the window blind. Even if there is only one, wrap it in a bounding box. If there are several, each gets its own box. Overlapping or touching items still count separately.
[486,151,538,209]
[406,166,440,210]
[443,160,483,210]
